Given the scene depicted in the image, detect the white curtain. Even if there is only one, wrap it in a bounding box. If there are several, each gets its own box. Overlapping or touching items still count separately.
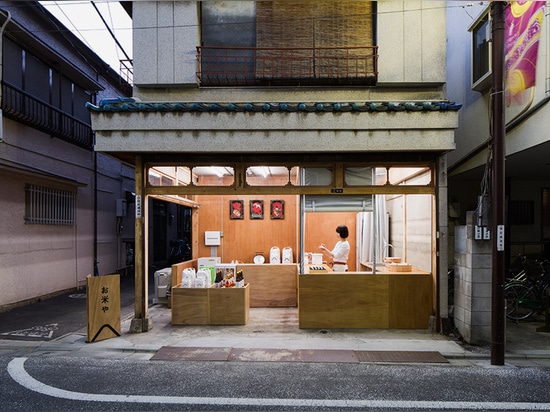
[356,195,388,270]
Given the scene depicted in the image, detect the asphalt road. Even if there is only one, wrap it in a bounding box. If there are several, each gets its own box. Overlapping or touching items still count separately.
[2,354,550,411]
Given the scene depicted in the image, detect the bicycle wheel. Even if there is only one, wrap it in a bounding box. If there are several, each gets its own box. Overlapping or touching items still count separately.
[505,283,537,321]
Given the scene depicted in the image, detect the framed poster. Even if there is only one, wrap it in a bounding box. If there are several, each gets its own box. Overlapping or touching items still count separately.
[270,200,285,219]
[229,200,244,220]
[250,200,264,219]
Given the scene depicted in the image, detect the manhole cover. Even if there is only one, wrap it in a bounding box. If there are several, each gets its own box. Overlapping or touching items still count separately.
[69,293,87,299]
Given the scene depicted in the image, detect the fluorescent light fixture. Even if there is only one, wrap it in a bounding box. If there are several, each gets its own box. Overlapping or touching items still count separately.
[213,167,226,177]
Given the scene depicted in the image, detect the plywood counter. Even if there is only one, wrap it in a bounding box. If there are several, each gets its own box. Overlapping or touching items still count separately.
[236,263,298,307]
[171,284,250,325]
[298,270,433,329]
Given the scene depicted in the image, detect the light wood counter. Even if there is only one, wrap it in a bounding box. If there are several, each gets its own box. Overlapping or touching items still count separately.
[298,270,433,329]
[359,262,431,275]
[236,264,298,307]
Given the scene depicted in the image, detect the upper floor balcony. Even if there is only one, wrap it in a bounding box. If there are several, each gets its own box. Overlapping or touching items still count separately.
[1,82,93,150]
[197,46,378,87]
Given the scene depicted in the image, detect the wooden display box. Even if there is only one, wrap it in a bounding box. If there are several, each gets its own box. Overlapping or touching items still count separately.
[210,285,250,325]
[171,284,249,325]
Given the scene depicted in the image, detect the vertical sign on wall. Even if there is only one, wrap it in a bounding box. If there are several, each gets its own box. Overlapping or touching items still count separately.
[135,194,142,218]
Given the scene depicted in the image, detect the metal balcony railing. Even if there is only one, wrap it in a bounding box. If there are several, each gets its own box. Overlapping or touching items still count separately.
[1,82,93,150]
[197,46,378,87]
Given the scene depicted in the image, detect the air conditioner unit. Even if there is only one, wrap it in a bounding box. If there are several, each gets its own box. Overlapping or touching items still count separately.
[153,267,172,304]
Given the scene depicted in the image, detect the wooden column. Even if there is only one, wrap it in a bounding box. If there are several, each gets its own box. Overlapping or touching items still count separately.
[129,155,152,333]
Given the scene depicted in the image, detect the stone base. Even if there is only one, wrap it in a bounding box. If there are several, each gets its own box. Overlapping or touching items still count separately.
[129,317,153,333]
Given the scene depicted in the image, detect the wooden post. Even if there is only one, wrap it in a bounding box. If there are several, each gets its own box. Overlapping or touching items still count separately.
[130,155,152,333]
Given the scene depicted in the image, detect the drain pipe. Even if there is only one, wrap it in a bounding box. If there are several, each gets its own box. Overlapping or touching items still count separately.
[0,9,12,143]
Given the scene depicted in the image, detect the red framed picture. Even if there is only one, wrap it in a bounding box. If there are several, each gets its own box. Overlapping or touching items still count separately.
[229,200,244,220]
[270,200,285,219]
[250,200,264,219]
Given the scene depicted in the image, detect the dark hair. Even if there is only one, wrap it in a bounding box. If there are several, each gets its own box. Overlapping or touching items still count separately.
[336,225,349,239]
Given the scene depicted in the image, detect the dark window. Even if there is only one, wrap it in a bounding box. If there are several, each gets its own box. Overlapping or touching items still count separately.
[1,37,93,148]
[471,10,491,91]
[508,200,534,225]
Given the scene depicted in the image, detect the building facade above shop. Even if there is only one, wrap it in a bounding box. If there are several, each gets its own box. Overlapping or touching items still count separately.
[89,97,460,156]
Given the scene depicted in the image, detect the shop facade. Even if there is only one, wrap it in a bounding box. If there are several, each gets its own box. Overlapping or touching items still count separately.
[88,1,460,333]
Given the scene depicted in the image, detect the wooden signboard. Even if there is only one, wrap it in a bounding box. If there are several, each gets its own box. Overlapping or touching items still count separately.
[86,274,121,343]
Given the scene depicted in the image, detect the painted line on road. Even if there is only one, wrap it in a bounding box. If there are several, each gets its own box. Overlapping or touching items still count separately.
[7,357,550,410]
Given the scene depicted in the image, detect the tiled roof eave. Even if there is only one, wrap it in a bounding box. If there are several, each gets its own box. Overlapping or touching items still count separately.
[86,98,462,113]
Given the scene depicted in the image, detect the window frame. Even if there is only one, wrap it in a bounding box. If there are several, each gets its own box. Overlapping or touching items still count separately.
[469,8,492,92]
[24,184,76,226]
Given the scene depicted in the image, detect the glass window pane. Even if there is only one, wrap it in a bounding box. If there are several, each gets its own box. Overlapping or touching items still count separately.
[472,14,490,83]
[193,166,234,187]
[345,167,373,186]
[246,166,298,186]
[302,167,333,186]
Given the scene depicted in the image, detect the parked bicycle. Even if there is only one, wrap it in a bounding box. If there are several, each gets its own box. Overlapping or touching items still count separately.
[168,238,191,264]
[505,259,550,321]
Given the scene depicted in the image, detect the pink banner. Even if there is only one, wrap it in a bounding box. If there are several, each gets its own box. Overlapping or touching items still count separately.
[505,1,545,105]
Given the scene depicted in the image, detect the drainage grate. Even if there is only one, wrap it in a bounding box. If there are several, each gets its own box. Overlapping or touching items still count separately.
[355,350,448,363]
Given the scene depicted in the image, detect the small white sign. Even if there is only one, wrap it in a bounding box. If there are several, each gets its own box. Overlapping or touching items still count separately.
[135,195,142,218]
[497,225,505,251]
[204,231,221,246]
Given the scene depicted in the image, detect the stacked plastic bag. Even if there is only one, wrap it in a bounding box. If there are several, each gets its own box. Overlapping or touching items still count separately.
[180,268,211,288]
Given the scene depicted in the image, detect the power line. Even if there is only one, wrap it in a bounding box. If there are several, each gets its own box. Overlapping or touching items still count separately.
[91,1,131,62]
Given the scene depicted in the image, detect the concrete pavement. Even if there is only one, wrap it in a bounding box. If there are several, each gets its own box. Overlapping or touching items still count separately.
[0,274,549,367]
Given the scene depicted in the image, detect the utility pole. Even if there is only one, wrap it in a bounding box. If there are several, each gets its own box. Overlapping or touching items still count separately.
[490,1,506,366]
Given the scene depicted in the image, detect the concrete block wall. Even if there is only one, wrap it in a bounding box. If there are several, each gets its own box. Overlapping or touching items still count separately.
[453,211,492,344]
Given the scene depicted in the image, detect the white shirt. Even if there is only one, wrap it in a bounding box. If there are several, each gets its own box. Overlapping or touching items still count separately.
[331,240,350,264]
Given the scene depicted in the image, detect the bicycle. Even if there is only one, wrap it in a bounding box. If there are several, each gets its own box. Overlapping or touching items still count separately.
[505,259,550,321]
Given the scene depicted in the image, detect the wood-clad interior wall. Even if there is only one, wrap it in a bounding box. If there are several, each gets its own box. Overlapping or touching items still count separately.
[196,192,357,269]
[304,212,357,270]
[197,193,299,263]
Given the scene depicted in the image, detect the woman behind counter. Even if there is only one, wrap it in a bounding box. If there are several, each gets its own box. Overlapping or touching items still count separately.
[319,225,350,272]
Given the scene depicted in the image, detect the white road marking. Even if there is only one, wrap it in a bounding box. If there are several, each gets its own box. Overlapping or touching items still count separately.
[7,357,550,410]
[1,324,58,339]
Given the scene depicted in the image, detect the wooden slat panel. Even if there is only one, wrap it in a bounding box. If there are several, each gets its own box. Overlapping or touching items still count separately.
[256,1,374,77]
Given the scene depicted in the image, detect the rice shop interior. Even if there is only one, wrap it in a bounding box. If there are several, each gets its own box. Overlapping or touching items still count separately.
[137,154,438,332]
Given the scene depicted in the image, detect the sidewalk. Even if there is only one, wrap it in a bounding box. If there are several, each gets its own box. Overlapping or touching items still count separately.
[1,275,549,367]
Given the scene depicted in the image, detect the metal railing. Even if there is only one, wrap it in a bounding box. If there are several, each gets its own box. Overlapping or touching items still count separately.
[1,82,93,150]
[197,46,378,87]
